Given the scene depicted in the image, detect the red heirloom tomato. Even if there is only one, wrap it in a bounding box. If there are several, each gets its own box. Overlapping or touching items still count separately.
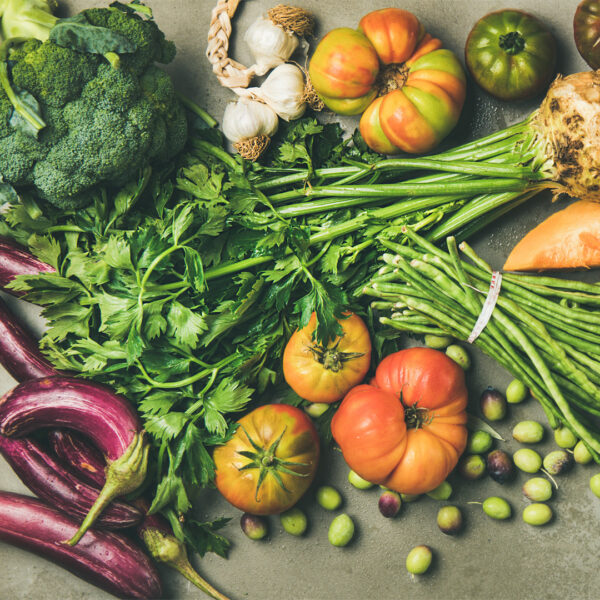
[308,8,466,154]
[331,348,468,495]
[283,312,371,404]
[214,404,319,515]
[574,1,600,69]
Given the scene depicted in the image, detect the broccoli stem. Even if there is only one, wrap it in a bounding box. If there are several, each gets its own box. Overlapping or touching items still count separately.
[0,38,46,132]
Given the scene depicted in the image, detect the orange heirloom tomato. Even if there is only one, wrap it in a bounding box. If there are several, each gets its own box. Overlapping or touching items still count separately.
[308,8,466,154]
[214,404,319,515]
[283,312,371,404]
[331,348,468,495]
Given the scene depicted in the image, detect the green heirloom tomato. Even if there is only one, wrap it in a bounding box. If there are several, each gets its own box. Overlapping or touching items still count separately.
[465,10,557,101]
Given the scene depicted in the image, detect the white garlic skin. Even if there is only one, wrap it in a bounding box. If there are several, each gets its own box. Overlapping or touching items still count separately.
[244,16,299,75]
[221,98,279,143]
[256,63,306,121]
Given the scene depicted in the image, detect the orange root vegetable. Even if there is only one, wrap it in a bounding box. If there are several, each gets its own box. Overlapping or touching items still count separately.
[504,200,600,271]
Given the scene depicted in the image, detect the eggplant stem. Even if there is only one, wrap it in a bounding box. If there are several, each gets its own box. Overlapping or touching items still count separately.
[66,432,149,546]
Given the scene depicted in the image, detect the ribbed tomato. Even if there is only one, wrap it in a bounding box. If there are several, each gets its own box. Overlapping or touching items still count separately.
[283,312,371,404]
[213,404,319,515]
[331,348,468,494]
[308,8,466,154]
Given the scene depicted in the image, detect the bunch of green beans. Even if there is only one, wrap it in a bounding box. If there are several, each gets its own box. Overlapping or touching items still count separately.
[362,226,600,462]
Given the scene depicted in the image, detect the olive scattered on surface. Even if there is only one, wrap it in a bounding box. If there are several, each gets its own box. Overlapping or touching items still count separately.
[574,440,593,465]
[553,427,578,449]
[480,387,507,421]
[506,379,528,404]
[316,486,342,511]
[458,454,486,480]
[487,449,515,483]
[425,334,453,349]
[280,508,307,536]
[378,490,402,518]
[446,344,471,370]
[512,420,544,444]
[400,493,421,503]
[482,496,512,520]
[406,545,433,575]
[467,430,493,454]
[523,477,553,502]
[240,513,268,540]
[426,481,452,500]
[513,448,542,474]
[543,450,574,476]
[590,473,600,498]
[328,514,355,547]
[437,505,463,535]
[522,503,553,526]
[348,469,374,490]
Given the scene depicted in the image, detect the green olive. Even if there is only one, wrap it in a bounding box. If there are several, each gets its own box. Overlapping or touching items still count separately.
[513,448,542,474]
[480,387,507,421]
[553,427,578,449]
[240,513,268,540]
[328,514,355,547]
[445,344,471,370]
[543,450,574,476]
[424,334,453,349]
[280,508,307,536]
[405,545,433,575]
[482,496,511,520]
[590,473,600,498]
[512,420,544,444]
[348,469,374,490]
[426,481,452,500]
[400,493,421,503]
[458,454,486,480]
[467,430,493,454]
[522,477,553,502]
[506,379,528,404]
[316,486,342,511]
[574,440,593,465]
[522,503,553,526]
[437,505,463,535]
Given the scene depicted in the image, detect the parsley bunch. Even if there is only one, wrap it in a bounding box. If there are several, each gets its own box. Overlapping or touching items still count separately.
[0,112,539,554]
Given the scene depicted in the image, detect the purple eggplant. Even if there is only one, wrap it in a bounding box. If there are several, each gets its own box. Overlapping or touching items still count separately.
[48,428,106,487]
[0,236,55,294]
[0,435,141,529]
[0,296,59,381]
[0,376,149,545]
[0,491,161,599]
[51,429,230,600]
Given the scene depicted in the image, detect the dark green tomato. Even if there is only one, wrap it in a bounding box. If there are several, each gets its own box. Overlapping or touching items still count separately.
[465,10,557,101]
[574,1,600,69]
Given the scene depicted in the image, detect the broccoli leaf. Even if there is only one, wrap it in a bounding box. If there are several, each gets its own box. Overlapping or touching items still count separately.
[8,89,44,137]
[50,14,137,55]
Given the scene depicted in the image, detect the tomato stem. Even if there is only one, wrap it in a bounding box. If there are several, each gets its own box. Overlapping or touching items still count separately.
[499,31,525,55]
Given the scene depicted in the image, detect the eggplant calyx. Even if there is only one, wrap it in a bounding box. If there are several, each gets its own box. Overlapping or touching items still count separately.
[141,528,230,600]
[66,431,149,546]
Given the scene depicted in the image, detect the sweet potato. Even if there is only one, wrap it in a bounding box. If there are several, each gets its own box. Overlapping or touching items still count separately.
[503,200,600,271]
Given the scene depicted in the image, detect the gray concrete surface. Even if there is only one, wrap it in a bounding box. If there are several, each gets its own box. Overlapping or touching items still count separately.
[1,1,600,599]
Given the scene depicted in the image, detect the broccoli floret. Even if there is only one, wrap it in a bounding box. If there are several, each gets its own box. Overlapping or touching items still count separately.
[0,6,187,209]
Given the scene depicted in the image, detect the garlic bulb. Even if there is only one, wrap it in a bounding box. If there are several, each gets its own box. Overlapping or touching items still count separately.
[244,16,299,76]
[253,63,306,121]
[222,98,279,161]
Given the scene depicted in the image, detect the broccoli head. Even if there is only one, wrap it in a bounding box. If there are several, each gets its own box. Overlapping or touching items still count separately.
[0,6,187,209]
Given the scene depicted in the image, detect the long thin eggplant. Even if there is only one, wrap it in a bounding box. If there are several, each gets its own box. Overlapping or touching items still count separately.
[51,429,230,600]
[0,236,55,294]
[0,296,59,381]
[0,376,149,545]
[0,435,141,529]
[0,491,162,599]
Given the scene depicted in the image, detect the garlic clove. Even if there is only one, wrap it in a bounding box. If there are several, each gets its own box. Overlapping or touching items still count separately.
[222,98,279,144]
[244,15,299,76]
